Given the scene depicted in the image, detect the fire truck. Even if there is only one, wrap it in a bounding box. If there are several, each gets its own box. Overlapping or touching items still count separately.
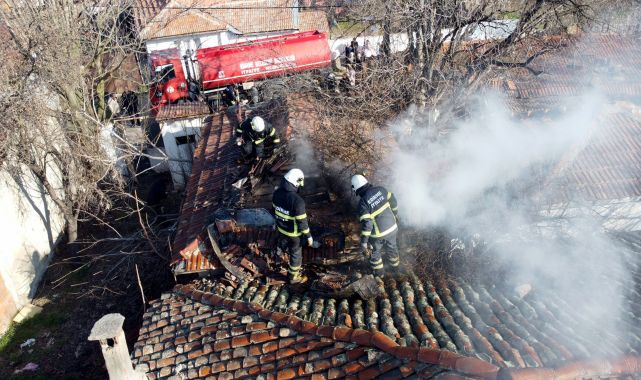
[148,30,331,111]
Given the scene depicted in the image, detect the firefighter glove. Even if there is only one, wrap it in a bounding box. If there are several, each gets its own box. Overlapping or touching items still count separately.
[307,236,314,247]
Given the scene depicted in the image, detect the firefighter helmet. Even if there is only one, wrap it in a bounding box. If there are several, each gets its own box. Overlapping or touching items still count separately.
[351,174,368,192]
[251,116,265,132]
[284,168,305,188]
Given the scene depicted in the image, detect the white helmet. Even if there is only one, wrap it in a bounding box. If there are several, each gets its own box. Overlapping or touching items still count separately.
[284,168,305,188]
[351,174,368,192]
[251,116,265,132]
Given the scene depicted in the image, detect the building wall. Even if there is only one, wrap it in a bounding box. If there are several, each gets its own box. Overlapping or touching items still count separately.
[158,117,205,190]
[0,167,65,334]
[0,274,18,335]
[145,31,287,56]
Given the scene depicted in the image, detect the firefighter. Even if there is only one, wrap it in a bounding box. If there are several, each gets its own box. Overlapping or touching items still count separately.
[221,84,238,107]
[351,174,399,277]
[235,115,281,161]
[272,168,313,284]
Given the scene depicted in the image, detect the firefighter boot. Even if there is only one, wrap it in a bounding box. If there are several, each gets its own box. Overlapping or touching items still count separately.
[388,256,401,274]
[289,271,308,284]
[373,267,385,279]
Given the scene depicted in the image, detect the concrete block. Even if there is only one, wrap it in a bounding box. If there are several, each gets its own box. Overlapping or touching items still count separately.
[12,303,43,324]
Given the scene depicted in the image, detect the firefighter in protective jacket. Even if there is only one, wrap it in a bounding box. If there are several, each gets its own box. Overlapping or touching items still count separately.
[235,115,281,161]
[272,168,313,284]
[351,174,399,277]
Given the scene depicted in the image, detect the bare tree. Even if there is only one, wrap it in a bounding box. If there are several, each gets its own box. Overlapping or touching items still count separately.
[0,0,140,242]
[299,0,607,172]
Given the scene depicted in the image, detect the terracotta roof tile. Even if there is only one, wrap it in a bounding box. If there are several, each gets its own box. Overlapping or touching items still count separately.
[155,102,211,122]
[133,284,509,379]
[171,102,299,274]
[490,35,641,205]
[138,0,328,41]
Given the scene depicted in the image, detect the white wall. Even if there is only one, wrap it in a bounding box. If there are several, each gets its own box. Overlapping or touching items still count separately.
[328,20,519,58]
[159,117,205,190]
[0,166,65,333]
[145,31,288,56]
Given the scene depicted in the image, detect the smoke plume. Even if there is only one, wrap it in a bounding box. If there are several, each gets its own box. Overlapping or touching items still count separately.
[386,89,634,353]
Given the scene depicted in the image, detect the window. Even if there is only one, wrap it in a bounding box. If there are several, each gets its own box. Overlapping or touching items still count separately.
[155,64,176,84]
[175,134,196,145]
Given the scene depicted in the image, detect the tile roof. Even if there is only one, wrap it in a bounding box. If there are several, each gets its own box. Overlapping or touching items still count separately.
[155,102,212,121]
[132,284,496,379]
[133,0,171,31]
[491,34,641,204]
[495,35,641,111]
[171,108,243,272]
[137,0,328,41]
[544,110,641,203]
[140,8,228,40]
[134,272,641,379]
[171,103,307,274]
[297,10,330,33]
[190,265,641,373]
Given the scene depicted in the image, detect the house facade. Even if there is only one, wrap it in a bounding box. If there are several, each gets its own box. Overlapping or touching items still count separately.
[135,0,328,58]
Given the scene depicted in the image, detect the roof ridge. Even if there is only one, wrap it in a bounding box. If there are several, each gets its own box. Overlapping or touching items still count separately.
[173,284,501,380]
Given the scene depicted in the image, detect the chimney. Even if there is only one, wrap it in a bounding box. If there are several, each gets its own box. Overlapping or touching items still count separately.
[88,313,147,380]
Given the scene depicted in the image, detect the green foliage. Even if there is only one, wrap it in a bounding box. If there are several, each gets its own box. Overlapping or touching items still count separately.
[501,11,521,19]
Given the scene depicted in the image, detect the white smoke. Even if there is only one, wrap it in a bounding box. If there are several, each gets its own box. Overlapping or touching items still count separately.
[391,92,605,228]
[386,89,634,354]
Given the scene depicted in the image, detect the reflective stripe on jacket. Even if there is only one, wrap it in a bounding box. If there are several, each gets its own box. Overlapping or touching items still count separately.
[236,118,281,145]
[272,179,310,238]
[357,184,398,244]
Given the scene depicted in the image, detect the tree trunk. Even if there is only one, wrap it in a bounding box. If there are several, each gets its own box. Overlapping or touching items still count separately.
[67,216,78,243]
[381,3,391,57]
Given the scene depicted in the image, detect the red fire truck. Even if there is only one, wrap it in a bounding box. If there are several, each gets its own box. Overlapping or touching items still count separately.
[148,30,331,111]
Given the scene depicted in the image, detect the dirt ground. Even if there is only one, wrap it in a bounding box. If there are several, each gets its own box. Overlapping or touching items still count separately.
[0,177,178,380]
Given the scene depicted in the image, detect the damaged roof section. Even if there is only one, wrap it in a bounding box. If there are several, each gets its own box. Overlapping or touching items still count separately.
[171,100,361,275]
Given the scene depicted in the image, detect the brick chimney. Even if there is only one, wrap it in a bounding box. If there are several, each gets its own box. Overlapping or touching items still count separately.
[88,313,147,380]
